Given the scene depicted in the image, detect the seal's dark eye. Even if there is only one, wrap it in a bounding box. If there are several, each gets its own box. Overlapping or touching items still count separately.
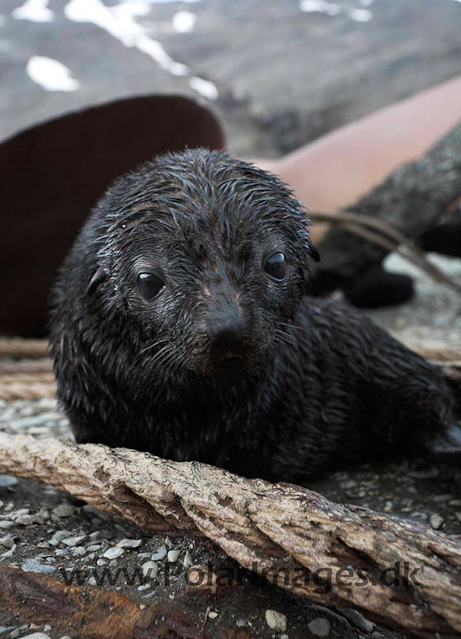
[137,273,165,300]
[264,252,287,281]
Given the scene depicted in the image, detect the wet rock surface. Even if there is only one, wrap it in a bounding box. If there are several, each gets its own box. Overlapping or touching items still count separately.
[2,0,461,158]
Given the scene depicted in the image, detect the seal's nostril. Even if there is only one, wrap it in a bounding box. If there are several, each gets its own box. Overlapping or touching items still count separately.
[213,326,237,350]
[209,318,245,352]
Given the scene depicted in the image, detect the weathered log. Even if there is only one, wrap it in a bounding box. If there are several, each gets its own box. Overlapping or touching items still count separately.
[0,338,48,359]
[0,432,460,637]
[0,566,250,639]
[317,123,461,278]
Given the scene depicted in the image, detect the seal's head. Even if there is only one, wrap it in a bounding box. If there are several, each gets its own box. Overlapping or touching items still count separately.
[53,149,319,388]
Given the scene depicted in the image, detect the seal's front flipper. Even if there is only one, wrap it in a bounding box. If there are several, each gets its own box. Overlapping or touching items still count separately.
[423,423,461,465]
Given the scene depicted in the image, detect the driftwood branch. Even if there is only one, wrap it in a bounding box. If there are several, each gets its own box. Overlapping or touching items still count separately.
[310,210,461,295]
[0,566,250,639]
[0,432,460,638]
[316,122,461,278]
[0,337,48,358]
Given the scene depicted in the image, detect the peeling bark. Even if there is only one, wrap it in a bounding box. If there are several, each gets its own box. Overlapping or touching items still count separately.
[0,566,251,639]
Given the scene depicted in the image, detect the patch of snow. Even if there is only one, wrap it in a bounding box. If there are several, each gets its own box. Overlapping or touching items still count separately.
[172,10,196,33]
[300,0,340,17]
[26,56,80,91]
[12,0,54,22]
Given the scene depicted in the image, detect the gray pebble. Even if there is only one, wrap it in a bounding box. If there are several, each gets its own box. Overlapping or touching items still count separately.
[309,605,350,627]
[115,523,128,533]
[409,511,428,520]
[308,618,331,637]
[151,545,167,561]
[97,559,108,566]
[10,508,27,519]
[0,520,14,530]
[430,514,444,530]
[55,548,68,556]
[21,559,56,574]
[49,530,73,546]
[15,514,36,525]
[88,531,102,541]
[52,503,74,518]
[103,546,125,560]
[433,494,452,503]
[87,576,98,586]
[118,538,142,549]
[62,534,87,547]
[167,549,180,563]
[138,583,151,591]
[0,534,15,548]
[265,610,287,632]
[72,546,87,556]
[336,608,374,633]
[38,508,50,521]
[183,550,193,568]
[408,468,438,479]
[0,476,18,488]
[83,505,110,520]
[141,560,158,579]
[341,480,357,489]
[86,544,102,552]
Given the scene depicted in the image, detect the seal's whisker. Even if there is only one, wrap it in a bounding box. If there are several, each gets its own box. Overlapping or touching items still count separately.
[138,336,170,357]
[278,320,312,337]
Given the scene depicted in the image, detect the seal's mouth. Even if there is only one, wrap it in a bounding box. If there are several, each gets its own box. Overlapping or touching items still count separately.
[220,351,243,362]
[214,352,244,369]
[208,351,247,376]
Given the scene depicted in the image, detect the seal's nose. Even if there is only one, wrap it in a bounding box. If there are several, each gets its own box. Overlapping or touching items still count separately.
[207,309,248,358]
[209,319,243,351]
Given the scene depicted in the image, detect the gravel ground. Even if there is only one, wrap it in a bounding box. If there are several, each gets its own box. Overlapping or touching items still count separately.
[363,252,461,349]
[0,398,408,639]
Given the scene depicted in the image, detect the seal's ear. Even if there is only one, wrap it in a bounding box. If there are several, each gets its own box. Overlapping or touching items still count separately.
[301,244,321,290]
[309,244,321,263]
[87,268,108,296]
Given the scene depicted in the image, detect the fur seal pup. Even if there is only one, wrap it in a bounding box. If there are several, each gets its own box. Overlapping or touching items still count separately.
[50,149,461,482]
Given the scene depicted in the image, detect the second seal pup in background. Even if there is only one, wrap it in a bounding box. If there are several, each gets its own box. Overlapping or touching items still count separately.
[50,149,461,482]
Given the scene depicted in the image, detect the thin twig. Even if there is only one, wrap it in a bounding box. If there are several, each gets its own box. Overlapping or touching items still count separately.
[310,210,461,294]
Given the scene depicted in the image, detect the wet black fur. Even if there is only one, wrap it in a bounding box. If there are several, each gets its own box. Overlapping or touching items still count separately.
[50,149,460,482]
